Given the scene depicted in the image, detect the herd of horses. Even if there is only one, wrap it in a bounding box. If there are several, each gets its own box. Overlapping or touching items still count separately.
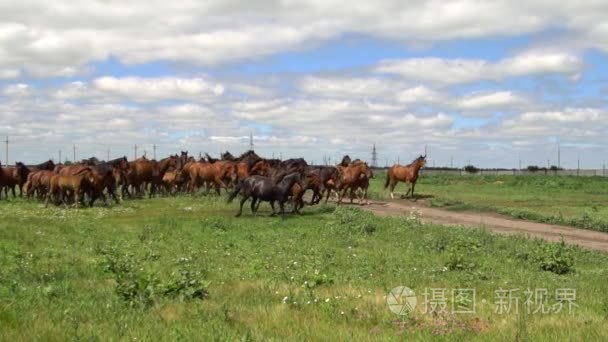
[0,150,427,218]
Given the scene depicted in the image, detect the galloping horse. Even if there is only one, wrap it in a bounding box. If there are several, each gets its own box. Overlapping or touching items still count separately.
[336,161,373,205]
[228,172,303,219]
[384,155,426,199]
[187,160,237,195]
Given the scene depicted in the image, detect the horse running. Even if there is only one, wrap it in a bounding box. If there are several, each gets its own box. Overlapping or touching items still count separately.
[227,172,302,219]
[384,155,426,199]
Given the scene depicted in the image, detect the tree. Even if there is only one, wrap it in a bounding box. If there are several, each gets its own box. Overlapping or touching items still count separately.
[464,165,479,173]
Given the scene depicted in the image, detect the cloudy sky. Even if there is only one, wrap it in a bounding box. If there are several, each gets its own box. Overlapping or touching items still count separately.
[1,1,608,168]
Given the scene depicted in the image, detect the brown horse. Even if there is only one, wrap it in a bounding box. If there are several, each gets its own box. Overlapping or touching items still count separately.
[0,162,18,198]
[187,160,237,195]
[24,170,55,199]
[336,161,373,205]
[45,168,94,208]
[384,155,426,199]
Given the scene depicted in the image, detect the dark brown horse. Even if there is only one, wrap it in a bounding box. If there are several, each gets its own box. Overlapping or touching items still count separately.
[228,172,303,219]
[384,155,426,199]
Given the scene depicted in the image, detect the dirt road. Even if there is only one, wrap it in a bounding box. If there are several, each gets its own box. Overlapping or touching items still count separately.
[356,199,608,252]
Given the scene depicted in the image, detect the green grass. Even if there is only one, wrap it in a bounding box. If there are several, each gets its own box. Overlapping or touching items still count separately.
[1,195,608,340]
[369,172,608,232]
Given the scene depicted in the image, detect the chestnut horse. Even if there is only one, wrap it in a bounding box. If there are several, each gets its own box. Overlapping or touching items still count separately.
[336,161,373,205]
[187,160,237,195]
[384,155,426,199]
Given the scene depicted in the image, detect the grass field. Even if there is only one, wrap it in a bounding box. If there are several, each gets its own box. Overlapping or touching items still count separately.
[369,173,608,232]
[1,194,608,340]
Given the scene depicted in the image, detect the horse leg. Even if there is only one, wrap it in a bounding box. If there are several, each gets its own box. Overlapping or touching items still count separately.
[250,197,258,216]
[280,201,286,220]
[338,187,349,204]
[236,195,249,217]
[411,182,416,199]
[269,201,276,216]
[255,199,262,213]
[389,180,397,199]
[75,189,81,209]
[404,182,412,198]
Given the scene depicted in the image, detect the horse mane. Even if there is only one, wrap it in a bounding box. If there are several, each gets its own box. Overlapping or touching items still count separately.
[280,158,308,169]
[221,151,236,161]
[340,155,351,167]
[237,150,261,169]
[236,150,260,161]
[205,153,219,163]
[407,155,426,167]
[30,159,55,170]
[266,159,281,167]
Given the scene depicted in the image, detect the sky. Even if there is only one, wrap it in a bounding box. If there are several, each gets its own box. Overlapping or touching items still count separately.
[1,0,608,168]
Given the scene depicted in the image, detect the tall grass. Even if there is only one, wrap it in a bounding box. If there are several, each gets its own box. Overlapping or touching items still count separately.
[0,195,607,340]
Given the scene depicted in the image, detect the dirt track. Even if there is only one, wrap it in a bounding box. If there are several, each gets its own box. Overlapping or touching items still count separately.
[356,199,608,252]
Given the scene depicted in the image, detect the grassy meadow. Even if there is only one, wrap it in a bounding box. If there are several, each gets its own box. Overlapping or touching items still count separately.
[369,172,608,232]
[1,193,608,340]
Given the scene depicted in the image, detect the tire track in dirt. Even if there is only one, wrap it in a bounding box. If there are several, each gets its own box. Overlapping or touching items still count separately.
[354,199,608,252]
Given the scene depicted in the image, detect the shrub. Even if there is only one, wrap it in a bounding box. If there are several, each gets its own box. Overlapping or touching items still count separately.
[98,247,209,307]
[464,165,479,173]
[331,206,376,234]
[534,237,574,275]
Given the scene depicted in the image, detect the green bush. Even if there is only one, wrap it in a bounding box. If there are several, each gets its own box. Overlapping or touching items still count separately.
[533,237,575,275]
[331,206,376,234]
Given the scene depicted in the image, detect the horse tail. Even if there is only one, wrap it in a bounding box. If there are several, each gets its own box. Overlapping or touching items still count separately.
[384,167,392,189]
[227,180,244,203]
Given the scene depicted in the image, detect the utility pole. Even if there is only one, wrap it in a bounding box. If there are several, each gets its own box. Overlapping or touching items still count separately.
[519,158,522,170]
[4,136,8,165]
[424,145,427,156]
[450,156,453,168]
[59,149,62,164]
[397,156,400,164]
[134,144,137,161]
[73,144,76,162]
[153,144,157,160]
[280,152,282,160]
[558,143,561,169]
[106,149,110,161]
[371,143,378,167]
[249,132,254,151]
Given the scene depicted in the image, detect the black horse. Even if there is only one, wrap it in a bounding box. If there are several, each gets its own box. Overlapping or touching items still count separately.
[228,172,302,219]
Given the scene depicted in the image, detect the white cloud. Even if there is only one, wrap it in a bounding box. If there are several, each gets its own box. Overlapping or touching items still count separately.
[299,76,398,97]
[376,51,583,84]
[456,91,526,110]
[0,1,606,77]
[2,83,30,96]
[93,76,224,101]
[395,86,443,104]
